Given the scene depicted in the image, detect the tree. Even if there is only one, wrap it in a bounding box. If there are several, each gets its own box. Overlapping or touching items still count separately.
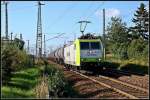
[106,17,129,59]
[107,17,129,44]
[130,3,149,40]
[14,38,25,50]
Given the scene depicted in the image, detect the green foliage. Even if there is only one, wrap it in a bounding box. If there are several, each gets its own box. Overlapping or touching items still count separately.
[106,17,129,59]
[143,44,148,58]
[110,43,128,60]
[127,38,147,59]
[130,3,149,40]
[14,38,25,50]
[2,67,41,98]
[2,42,33,85]
[46,65,65,93]
[35,58,45,65]
[118,44,128,60]
[105,4,149,61]
[107,17,129,44]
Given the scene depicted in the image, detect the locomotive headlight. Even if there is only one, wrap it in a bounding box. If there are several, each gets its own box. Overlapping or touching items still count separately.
[81,59,84,61]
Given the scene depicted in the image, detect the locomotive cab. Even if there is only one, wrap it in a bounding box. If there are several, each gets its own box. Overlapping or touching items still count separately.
[79,39,104,70]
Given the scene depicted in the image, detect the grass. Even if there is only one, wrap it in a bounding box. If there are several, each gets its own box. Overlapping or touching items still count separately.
[1,66,42,98]
[1,63,93,98]
[104,54,149,75]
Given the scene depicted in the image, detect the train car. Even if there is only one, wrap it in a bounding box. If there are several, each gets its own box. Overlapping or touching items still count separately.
[48,51,56,61]
[64,38,104,71]
[55,47,64,64]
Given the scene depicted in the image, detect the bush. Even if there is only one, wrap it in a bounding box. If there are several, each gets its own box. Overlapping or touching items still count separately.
[110,43,128,60]
[142,44,148,58]
[2,43,32,85]
[127,38,146,59]
[44,65,66,97]
[35,58,45,65]
[2,44,18,84]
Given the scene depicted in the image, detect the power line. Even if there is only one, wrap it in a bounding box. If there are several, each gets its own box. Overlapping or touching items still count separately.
[70,2,105,40]
[46,2,95,37]
[47,2,77,31]
[79,1,95,20]
[30,32,65,47]
[60,2,101,41]
[85,1,105,19]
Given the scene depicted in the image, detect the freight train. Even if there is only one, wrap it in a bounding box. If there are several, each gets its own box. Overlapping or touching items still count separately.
[48,34,104,71]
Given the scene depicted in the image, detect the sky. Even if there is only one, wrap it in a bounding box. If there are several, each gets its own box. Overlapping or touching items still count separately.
[1,1,149,55]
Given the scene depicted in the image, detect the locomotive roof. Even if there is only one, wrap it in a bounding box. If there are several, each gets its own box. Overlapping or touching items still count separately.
[64,38,101,47]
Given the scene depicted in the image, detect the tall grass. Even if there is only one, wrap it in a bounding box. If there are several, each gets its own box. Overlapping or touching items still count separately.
[105,54,149,75]
[1,67,41,98]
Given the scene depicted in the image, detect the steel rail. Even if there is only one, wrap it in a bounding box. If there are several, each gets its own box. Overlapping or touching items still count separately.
[72,70,138,99]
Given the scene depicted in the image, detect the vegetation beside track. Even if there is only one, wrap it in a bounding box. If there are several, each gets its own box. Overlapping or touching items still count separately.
[1,67,41,98]
[1,38,78,98]
[104,54,148,75]
[2,62,80,98]
[43,63,82,98]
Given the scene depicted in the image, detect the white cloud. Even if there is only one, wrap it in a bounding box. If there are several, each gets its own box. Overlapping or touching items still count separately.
[95,8,120,18]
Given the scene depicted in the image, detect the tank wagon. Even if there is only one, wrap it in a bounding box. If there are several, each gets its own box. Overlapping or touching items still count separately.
[48,47,64,64]
[49,37,104,71]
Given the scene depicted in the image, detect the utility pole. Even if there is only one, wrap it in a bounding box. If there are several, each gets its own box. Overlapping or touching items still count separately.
[78,21,91,36]
[44,34,46,58]
[20,33,22,40]
[103,9,106,60]
[36,1,44,58]
[27,40,29,54]
[10,32,13,42]
[5,1,9,39]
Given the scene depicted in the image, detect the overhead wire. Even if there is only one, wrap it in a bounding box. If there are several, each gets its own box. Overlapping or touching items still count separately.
[46,1,105,45]
[61,1,96,41]
[44,2,95,46]
[69,1,105,41]
[45,2,78,33]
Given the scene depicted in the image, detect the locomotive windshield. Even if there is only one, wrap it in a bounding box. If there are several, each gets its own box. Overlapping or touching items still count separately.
[80,42,89,50]
[80,42,101,50]
[91,42,100,49]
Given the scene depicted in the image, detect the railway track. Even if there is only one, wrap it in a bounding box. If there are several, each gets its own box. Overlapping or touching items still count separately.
[48,60,149,99]
[65,70,129,99]
[100,68,149,89]
[72,70,149,99]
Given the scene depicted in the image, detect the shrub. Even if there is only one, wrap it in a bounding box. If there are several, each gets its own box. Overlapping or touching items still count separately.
[127,38,146,59]
[35,58,45,65]
[142,44,148,58]
[44,65,66,97]
[2,43,32,85]
[110,43,128,60]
